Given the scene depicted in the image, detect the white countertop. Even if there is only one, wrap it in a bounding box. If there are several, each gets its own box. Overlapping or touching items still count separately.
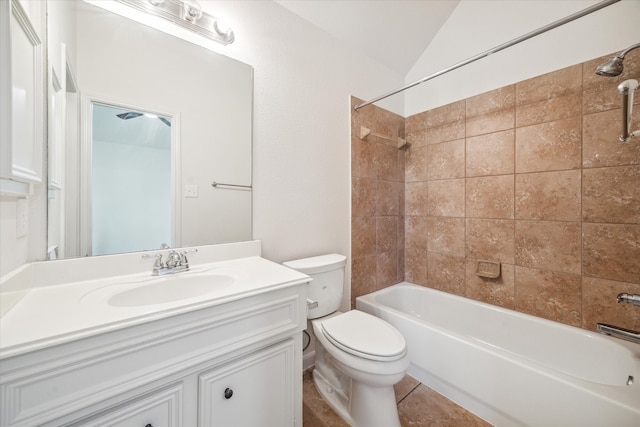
[0,254,310,359]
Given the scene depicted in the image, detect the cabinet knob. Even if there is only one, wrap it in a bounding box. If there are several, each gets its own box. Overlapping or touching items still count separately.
[224,387,233,399]
[145,425,153,427]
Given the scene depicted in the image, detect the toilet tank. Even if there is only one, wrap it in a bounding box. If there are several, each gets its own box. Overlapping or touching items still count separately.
[283,254,346,319]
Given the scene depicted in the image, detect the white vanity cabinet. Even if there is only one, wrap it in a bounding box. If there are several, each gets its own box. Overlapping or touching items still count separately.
[199,339,295,426]
[0,284,307,427]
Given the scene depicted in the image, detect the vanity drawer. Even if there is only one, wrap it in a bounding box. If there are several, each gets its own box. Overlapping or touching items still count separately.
[65,383,183,427]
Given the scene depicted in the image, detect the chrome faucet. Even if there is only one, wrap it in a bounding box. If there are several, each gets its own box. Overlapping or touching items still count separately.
[142,248,198,276]
[617,293,640,307]
[596,292,640,344]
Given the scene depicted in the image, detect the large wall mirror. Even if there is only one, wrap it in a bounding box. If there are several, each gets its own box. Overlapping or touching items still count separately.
[46,0,253,259]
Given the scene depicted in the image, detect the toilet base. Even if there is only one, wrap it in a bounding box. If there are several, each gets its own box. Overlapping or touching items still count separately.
[312,368,401,427]
[312,368,354,425]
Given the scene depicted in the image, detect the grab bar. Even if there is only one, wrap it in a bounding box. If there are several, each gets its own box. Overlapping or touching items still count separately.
[211,181,252,189]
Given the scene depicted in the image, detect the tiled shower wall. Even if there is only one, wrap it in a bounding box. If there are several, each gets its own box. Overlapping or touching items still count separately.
[351,98,405,306]
[351,51,640,331]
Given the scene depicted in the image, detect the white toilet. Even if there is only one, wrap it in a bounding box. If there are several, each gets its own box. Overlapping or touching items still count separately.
[283,254,409,427]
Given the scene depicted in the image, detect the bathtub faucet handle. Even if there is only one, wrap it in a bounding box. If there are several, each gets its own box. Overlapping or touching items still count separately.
[616,293,640,306]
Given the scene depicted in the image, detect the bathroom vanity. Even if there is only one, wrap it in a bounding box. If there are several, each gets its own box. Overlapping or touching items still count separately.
[0,242,309,427]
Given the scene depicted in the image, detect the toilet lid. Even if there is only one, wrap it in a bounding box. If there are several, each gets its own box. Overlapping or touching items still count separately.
[320,310,406,361]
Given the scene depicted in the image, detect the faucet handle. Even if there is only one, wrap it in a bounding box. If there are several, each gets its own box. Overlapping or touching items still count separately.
[166,250,182,268]
[142,253,164,270]
[180,248,198,268]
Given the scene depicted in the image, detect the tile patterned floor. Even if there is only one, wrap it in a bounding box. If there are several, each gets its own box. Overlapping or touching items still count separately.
[302,370,492,427]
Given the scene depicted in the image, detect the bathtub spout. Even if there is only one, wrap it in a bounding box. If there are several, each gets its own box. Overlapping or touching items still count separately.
[617,293,640,306]
[597,323,640,345]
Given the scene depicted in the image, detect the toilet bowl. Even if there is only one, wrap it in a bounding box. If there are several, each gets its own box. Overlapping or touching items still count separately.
[283,254,409,427]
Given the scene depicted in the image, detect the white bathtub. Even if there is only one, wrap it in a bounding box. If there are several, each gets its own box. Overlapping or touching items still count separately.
[356,282,640,427]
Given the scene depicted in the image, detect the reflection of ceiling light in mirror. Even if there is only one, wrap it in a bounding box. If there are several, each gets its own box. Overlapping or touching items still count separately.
[144,113,158,119]
[147,0,165,5]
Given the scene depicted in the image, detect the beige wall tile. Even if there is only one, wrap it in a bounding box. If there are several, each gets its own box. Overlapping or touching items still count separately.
[515,65,582,127]
[515,116,582,173]
[427,253,466,296]
[376,180,401,216]
[583,108,640,168]
[406,111,429,134]
[466,130,514,177]
[466,175,514,219]
[515,266,582,326]
[427,217,465,256]
[406,129,427,148]
[352,217,376,257]
[405,181,428,216]
[515,220,581,274]
[427,100,465,144]
[466,86,515,137]
[516,92,582,128]
[427,100,465,128]
[466,261,515,309]
[352,177,376,217]
[427,139,465,180]
[374,142,399,182]
[405,144,428,182]
[377,250,399,289]
[351,136,377,179]
[405,216,428,252]
[582,276,640,332]
[516,64,582,105]
[405,247,427,285]
[583,165,640,223]
[465,218,515,264]
[583,223,640,284]
[515,170,581,221]
[351,255,377,306]
[376,217,398,254]
[427,179,465,217]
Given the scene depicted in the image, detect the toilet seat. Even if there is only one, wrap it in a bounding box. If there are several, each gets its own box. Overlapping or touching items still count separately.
[320,310,406,362]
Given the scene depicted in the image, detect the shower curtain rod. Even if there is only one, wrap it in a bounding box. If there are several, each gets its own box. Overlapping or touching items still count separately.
[353,0,620,111]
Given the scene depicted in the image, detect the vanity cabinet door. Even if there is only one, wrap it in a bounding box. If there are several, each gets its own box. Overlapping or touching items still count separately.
[199,339,295,427]
[66,383,183,427]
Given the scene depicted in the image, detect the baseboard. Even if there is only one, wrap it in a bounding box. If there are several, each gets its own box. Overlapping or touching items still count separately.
[303,349,315,371]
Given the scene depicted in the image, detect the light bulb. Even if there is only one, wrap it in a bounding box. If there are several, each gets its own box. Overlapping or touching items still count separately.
[182,0,203,23]
[213,18,234,43]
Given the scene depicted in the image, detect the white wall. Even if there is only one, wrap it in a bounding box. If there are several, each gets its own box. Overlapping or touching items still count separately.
[405,0,640,116]
[196,1,405,307]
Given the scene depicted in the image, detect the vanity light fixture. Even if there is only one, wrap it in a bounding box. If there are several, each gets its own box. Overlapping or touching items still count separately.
[114,0,235,45]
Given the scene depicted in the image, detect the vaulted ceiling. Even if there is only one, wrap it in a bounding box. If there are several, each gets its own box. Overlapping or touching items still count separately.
[274,0,460,76]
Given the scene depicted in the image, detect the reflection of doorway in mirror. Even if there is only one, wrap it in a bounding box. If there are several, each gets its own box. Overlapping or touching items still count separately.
[90,103,173,256]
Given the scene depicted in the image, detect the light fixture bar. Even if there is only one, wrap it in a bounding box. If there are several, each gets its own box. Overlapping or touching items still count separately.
[114,0,234,45]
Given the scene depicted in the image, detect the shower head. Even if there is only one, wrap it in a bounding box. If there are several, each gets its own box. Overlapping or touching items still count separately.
[596,42,640,77]
[596,55,624,76]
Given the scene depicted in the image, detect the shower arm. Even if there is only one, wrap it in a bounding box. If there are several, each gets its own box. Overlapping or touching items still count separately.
[615,43,640,61]
[353,0,620,111]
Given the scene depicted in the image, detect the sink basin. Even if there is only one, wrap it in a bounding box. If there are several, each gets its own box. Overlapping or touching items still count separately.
[108,273,236,307]
[80,270,238,308]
